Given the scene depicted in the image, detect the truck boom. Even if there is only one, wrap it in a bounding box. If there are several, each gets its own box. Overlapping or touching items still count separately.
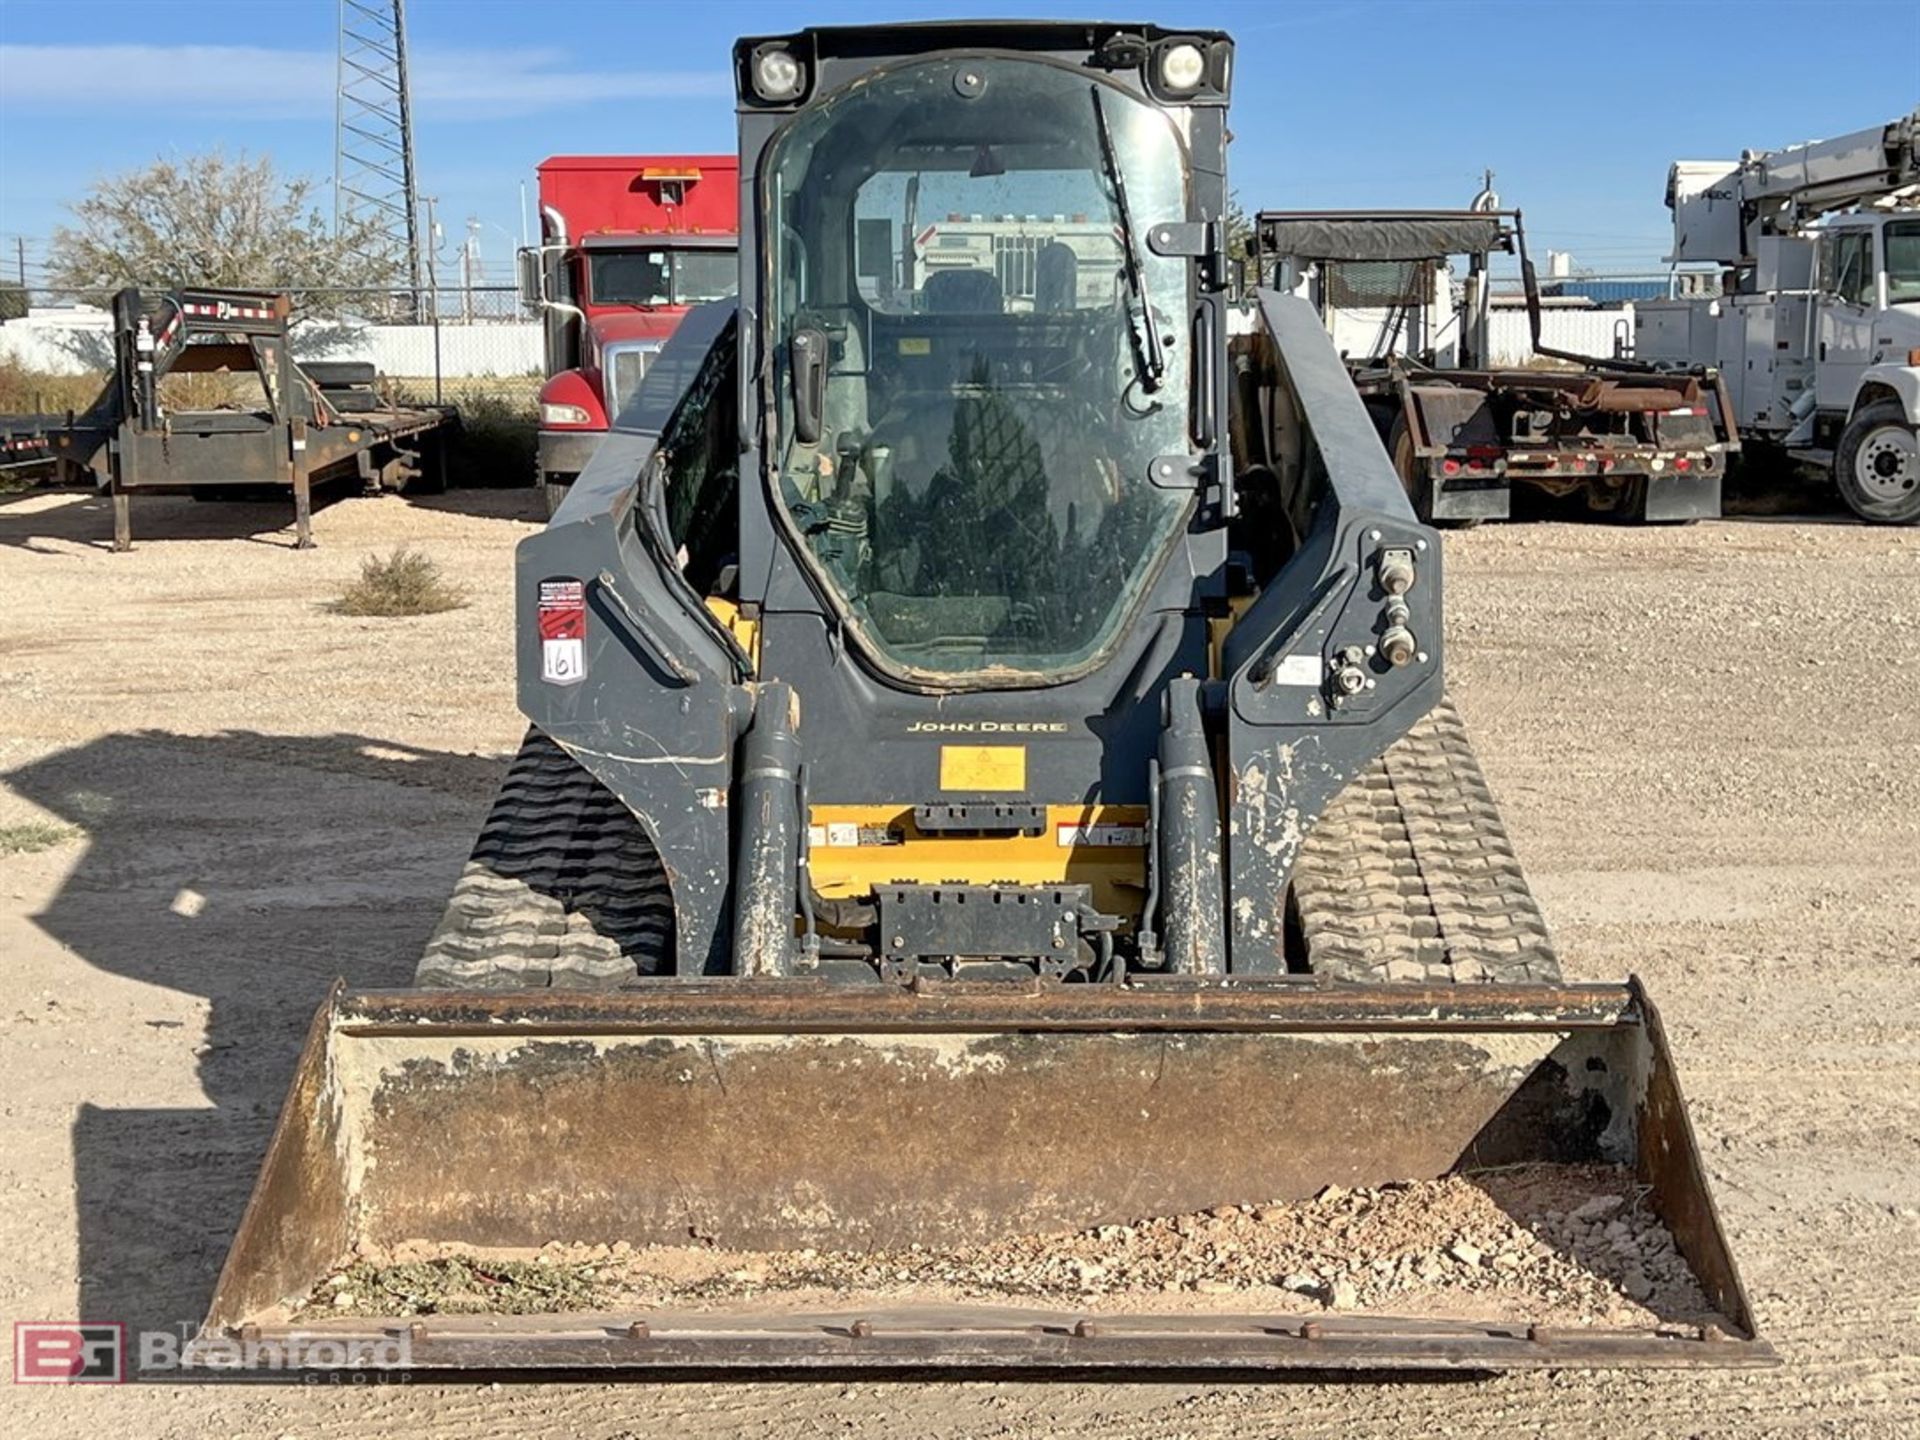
[1668,112,1920,265]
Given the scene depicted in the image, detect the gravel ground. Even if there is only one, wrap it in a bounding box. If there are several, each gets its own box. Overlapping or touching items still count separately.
[0,488,1915,1436]
[312,1165,1712,1330]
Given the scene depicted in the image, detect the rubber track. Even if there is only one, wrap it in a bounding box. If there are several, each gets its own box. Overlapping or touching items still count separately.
[415,729,673,988]
[1290,698,1561,984]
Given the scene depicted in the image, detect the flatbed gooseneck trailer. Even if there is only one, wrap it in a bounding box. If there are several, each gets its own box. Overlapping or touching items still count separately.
[2,287,451,549]
[191,20,1770,1377]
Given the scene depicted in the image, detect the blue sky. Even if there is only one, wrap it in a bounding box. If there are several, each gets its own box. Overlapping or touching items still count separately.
[2,0,1915,288]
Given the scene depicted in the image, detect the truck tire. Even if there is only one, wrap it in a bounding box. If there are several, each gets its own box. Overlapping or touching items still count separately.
[1834,401,1920,524]
[301,360,379,390]
[1388,416,1479,529]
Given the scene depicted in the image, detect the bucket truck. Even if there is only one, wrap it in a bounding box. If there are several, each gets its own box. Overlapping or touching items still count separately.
[1635,111,1920,522]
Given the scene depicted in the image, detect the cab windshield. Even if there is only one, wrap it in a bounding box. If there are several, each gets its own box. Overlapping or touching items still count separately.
[590,248,738,307]
[765,58,1193,681]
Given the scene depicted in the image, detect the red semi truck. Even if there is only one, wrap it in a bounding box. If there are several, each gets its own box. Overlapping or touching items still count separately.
[520,154,739,508]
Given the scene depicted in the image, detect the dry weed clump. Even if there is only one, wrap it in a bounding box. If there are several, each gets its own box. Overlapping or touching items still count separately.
[0,821,81,856]
[331,547,468,617]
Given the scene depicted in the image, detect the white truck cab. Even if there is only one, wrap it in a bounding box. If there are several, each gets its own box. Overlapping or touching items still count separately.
[1636,113,1919,523]
[1813,214,1920,410]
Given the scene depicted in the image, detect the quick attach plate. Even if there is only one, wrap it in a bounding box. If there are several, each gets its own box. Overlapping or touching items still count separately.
[878,884,1100,979]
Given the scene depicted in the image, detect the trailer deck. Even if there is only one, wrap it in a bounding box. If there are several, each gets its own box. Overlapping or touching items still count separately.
[3,287,453,548]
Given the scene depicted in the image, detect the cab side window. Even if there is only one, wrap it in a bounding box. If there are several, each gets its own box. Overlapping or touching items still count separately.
[661,341,739,598]
[1828,231,1874,307]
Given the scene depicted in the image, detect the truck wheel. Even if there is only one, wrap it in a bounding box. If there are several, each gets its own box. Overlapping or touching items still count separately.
[1834,401,1920,524]
[542,476,573,518]
[1388,416,1479,529]
[1606,476,1645,524]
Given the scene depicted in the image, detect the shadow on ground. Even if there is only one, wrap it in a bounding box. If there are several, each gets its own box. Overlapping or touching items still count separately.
[4,731,505,1345]
[0,485,359,553]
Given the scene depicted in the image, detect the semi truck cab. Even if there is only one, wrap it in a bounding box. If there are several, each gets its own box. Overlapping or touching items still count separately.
[519,155,740,509]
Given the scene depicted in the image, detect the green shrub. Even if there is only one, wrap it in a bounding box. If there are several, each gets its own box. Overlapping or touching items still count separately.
[446,391,538,484]
[0,358,106,415]
[331,547,468,617]
[383,379,540,488]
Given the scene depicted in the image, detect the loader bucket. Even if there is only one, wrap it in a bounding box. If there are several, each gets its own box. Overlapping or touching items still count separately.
[190,979,1773,1374]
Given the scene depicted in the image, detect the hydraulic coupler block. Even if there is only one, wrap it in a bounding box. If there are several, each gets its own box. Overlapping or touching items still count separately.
[1376,547,1418,668]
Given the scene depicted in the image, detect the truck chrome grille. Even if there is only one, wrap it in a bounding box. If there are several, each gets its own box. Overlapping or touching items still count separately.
[603,343,661,424]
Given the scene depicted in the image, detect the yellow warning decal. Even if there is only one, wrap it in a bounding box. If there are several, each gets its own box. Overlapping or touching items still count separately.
[898,337,931,355]
[939,745,1026,792]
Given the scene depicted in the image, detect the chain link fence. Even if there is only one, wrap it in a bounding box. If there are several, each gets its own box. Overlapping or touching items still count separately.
[300,286,545,420]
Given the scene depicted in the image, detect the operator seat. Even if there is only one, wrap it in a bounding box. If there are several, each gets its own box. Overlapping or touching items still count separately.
[1034,242,1079,313]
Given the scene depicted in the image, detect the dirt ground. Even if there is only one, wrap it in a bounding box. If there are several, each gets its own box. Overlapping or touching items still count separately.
[0,486,1914,1436]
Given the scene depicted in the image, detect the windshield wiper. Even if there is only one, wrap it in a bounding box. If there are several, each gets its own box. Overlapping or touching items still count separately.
[1091,85,1165,394]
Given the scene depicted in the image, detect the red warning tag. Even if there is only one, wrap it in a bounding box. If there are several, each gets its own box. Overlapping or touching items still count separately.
[537,578,587,686]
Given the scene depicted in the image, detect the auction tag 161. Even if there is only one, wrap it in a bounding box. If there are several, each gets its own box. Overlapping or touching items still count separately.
[537,578,587,686]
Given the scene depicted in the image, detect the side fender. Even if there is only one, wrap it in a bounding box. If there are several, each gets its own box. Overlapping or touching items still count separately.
[1853,363,1920,424]
[517,303,750,975]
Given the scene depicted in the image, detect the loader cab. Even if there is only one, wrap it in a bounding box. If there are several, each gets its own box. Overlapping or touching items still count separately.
[518,21,1457,985]
[734,25,1235,689]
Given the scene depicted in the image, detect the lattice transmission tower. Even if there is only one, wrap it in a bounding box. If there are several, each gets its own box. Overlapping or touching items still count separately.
[334,0,423,313]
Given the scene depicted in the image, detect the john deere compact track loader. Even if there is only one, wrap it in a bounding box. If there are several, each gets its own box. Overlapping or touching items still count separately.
[194,21,1770,1374]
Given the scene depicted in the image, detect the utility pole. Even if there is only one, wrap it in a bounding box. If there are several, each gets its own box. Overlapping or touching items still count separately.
[421,195,443,403]
[335,0,423,318]
[461,218,478,324]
